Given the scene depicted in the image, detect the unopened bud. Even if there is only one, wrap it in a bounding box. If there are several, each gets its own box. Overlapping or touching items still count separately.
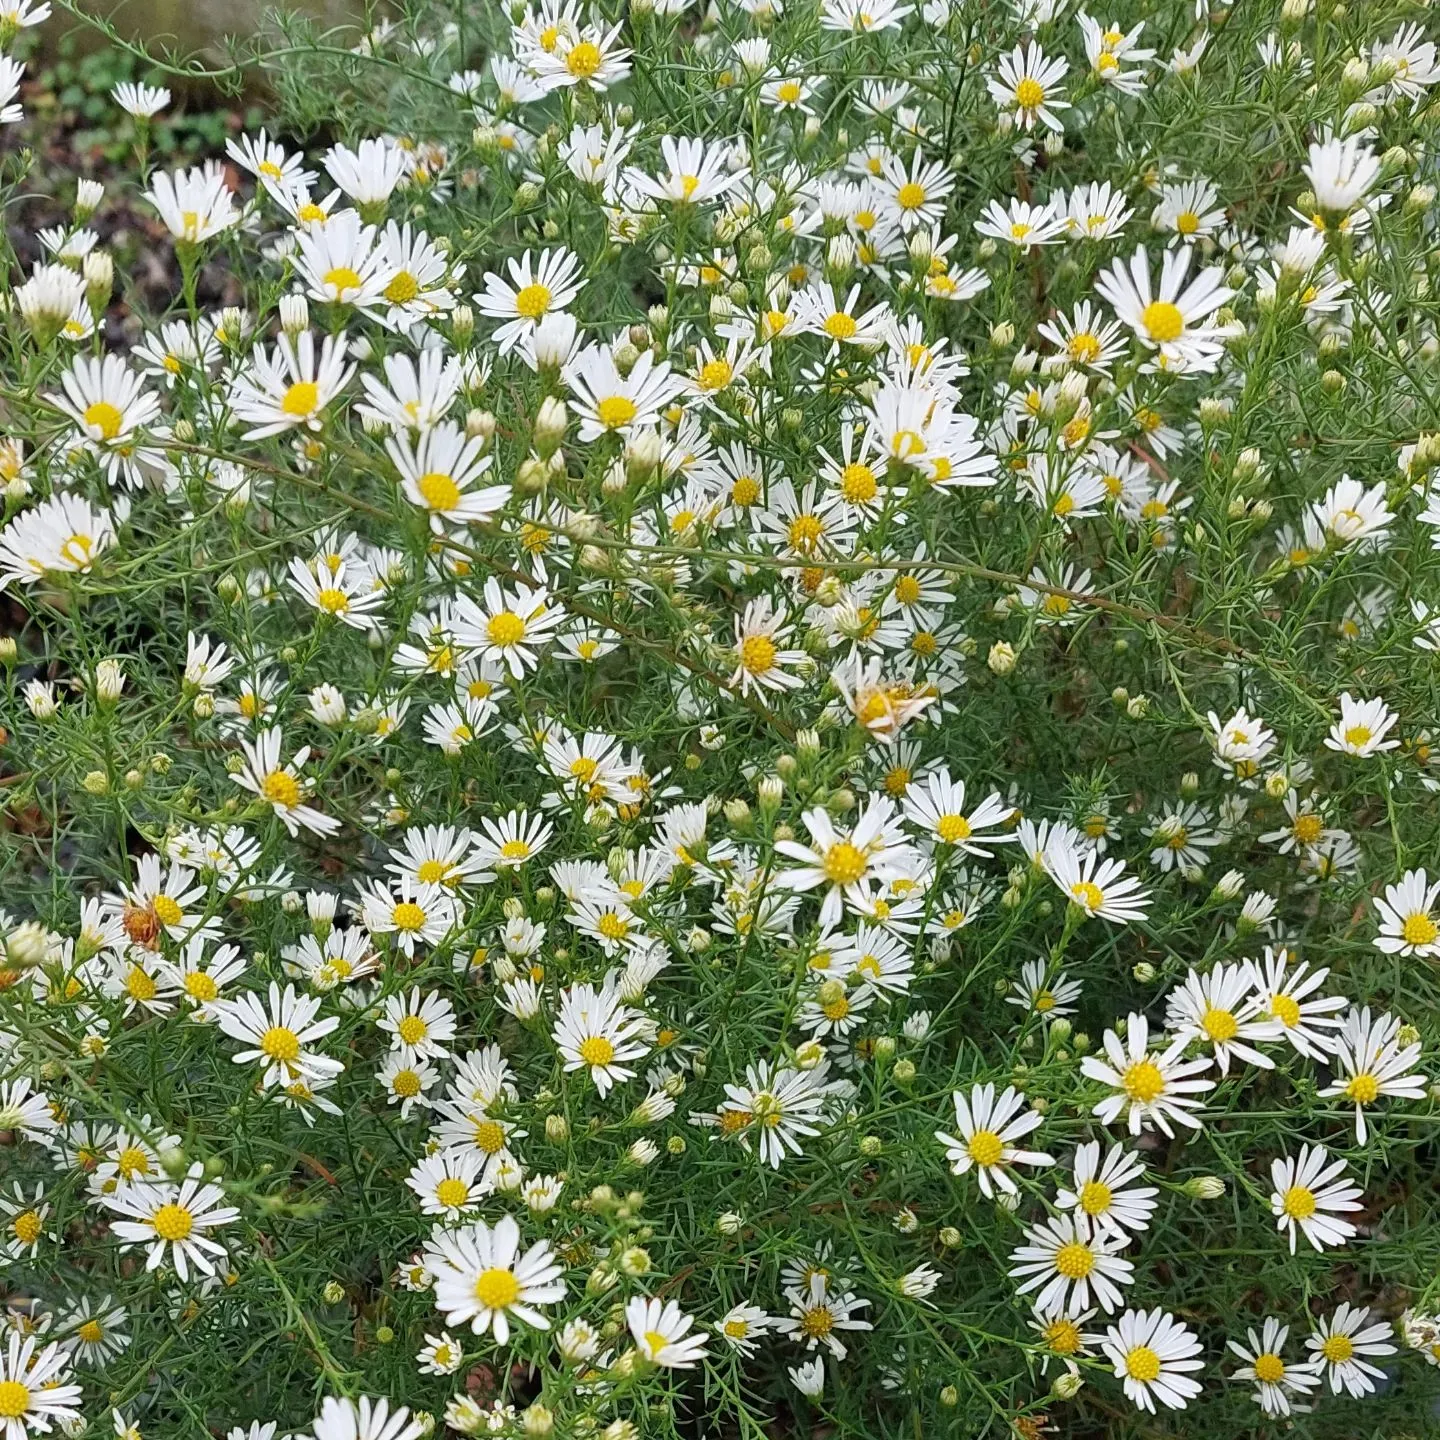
[1184,1175,1226,1199]
[279,293,309,335]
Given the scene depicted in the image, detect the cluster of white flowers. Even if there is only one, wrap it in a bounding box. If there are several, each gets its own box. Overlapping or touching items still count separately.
[2,0,1440,1432]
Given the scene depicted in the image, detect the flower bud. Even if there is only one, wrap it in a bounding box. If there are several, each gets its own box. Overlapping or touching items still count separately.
[1183,1175,1226,1199]
[1051,1368,1084,1399]
[279,293,309,335]
[94,657,125,704]
[533,396,567,458]
[74,178,104,220]
[625,427,663,483]
[24,680,56,718]
[83,251,113,310]
[522,1404,554,1437]
[5,921,51,968]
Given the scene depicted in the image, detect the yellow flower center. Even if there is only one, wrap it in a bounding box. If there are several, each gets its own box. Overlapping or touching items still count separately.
[487,611,526,646]
[566,40,601,77]
[895,181,926,211]
[322,265,363,297]
[823,841,868,886]
[384,271,420,304]
[776,80,802,103]
[740,634,778,674]
[1124,1345,1162,1382]
[416,859,450,885]
[1014,77,1045,109]
[891,577,922,609]
[152,1202,194,1241]
[392,902,427,932]
[788,513,824,552]
[261,770,301,808]
[800,1306,834,1338]
[1402,913,1438,946]
[1269,993,1301,1028]
[935,813,972,844]
[596,910,630,941]
[117,1146,150,1179]
[0,1381,30,1419]
[840,462,877,504]
[315,587,349,613]
[12,1211,41,1245]
[698,357,733,392]
[731,474,761,507]
[77,1320,105,1345]
[1141,301,1185,343]
[1345,1072,1379,1104]
[391,1069,421,1097]
[1054,1241,1094,1279]
[397,1015,428,1046]
[966,1129,1004,1167]
[125,965,157,1002]
[595,395,638,429]
[1281,1184,1316,1219]
[58,531,96,569]
[1320,1333,1354,1365]
[472,1119,506,1154]
[1200,1006,1238,1043]
[1121,1059,1166,1104]
[434,1177,470,1208]
[823,312,858,340]
[1044,1318,1082,1354]
[579,1035,616,1066]
[1344,724,1372,747]
[514,282,552,319]
[141,892,184,934]
[83,400,124,439]
[1253,1352,1286,1384]
[184,971,219,1002]
[499,839,532,861]
[473,1267,520,1309]
[417,471,462,511]
[281,380,320,417]
[260,1025,301,1063]
[1175,211,1199,235]
[1078,1179,1112,1216]
[1070,880,1104,911]
[1291,813,1323,845]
